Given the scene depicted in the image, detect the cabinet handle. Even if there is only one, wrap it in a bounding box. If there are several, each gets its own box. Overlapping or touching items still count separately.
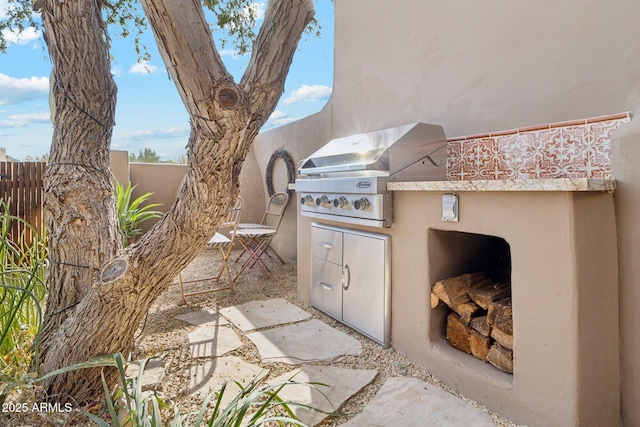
[318,242,333,249]
[319,282,333,291]
[343,264,351,291]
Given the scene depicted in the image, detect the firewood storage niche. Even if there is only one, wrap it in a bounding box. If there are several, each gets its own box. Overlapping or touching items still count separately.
[428,229,513,374]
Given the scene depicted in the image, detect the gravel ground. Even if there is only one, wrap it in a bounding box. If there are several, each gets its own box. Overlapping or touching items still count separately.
[2,248,521,426]
[132,248,520,427]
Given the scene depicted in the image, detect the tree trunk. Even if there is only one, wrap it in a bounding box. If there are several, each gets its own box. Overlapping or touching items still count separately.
[38,0,121,367]
[38,0,314,404]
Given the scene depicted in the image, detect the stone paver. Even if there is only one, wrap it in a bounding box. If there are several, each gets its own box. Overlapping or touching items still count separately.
[188,356,266,409]
[125,358,166,391]
[220,298,312,331]
[179,299,499,426]
[245,318,362,364]
[188,325,242,358]
[175,310,229,326]
[341,377,495,427]
[268,365,378,426]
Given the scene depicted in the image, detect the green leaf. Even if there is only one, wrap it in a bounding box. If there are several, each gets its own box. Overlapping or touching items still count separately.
[35,353,119,383]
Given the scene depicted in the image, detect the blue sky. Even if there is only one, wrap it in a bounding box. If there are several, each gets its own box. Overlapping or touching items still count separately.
[0,1,334,161]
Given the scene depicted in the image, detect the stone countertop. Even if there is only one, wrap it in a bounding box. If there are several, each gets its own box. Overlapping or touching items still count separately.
[387,178,616,192]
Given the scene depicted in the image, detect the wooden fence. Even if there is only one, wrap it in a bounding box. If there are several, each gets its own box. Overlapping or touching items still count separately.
[0,162,46,244]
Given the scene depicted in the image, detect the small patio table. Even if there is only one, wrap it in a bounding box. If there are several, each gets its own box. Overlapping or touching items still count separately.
[233,227,277,279]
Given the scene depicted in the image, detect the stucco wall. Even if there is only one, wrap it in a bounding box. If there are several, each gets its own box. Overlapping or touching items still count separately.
[109,150,130,185]
[248,0,640,424]
[611,120,640,427]
[127,162,186,235]
[250,110,332,260]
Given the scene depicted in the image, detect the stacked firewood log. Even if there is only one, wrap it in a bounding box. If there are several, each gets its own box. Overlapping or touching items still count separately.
[431,272,513,373]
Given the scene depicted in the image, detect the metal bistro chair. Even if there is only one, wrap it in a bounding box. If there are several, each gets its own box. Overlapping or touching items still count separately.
[178,196,243,304]
[233,192,289,278]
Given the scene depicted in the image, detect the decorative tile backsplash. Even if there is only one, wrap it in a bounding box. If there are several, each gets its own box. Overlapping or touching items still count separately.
[447,113,630,181]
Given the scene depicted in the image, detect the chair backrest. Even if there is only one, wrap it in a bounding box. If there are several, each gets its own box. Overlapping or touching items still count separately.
[261,192,289,230]
[220,196,243,229]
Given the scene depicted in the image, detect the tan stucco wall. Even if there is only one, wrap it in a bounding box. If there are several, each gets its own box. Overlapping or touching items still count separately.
[396,191,618,426]
[109,150,130,185]
[295,190,619,425]
[237,149,267,227]
[248,0,640,424]
[110,150,265,238]
[250,111,332,260]
[129,162,186,234]
[611,120,640,427]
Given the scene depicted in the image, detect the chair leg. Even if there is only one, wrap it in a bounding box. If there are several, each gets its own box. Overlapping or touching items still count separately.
[214,245,230,281]
[219,247,235,294]
[178,272,187,305]
[266,244,286,264]
[178,244,236,303]
[246,238,272,274]
[234,236,256,263]
[234,237,270,280]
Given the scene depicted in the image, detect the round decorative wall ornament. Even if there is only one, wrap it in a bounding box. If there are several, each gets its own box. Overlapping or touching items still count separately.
[265,148,296,197]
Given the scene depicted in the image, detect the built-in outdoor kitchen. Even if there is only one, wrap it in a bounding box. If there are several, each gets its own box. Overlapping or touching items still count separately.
[291,115,625,426]
[247,1,640,425]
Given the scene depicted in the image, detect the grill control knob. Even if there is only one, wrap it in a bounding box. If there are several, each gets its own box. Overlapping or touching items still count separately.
[333,197,349,209]
[353,197,370,211]
[316,195,332,208]
[300,195,314,206]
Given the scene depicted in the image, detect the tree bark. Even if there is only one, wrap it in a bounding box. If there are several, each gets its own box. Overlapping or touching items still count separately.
[38,0,121,367]
[38,0,314,404]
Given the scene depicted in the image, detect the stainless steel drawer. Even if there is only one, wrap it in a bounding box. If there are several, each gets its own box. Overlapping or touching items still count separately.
[311,226,342,265]
[311,258,343,320]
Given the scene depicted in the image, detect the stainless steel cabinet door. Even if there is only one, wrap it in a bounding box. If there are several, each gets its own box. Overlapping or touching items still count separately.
[342,232,390,346]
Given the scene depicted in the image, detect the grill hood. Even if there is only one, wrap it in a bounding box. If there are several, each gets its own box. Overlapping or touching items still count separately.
[298,122,448,181]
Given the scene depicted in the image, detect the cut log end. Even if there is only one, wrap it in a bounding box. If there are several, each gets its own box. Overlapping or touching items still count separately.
[488,343,513,373]
[437,272,513,374]
[430,292,441,309]
[99,257,129,284]
[446,312,472,354]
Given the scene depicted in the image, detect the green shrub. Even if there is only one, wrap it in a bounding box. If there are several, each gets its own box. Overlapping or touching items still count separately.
[0,199,48,404]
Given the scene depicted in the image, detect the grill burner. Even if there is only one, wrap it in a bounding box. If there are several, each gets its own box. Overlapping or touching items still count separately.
[296,123,448,227]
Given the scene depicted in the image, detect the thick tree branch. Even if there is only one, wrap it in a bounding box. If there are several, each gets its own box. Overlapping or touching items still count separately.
[139,0,233,120]
[243,0,315,89]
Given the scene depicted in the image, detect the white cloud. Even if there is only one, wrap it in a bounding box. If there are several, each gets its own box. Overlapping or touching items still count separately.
[0,112,50,127]
[2,27,41,45]
[111,65,124,77]
[0,73,49,106]
[263,109,301,129]
[219,49,249,59]
[282,84,332,106]
[268,110,288,120]
[0,0,41,44]
[111,127,190,160]
[129,61,158,75]
[115,127,190,142]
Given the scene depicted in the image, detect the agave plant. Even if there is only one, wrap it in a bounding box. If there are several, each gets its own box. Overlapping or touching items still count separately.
[83,353,324,427]
[115,182,163,246]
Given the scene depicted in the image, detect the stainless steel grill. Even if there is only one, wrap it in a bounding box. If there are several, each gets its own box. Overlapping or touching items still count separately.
[296,122,448,227]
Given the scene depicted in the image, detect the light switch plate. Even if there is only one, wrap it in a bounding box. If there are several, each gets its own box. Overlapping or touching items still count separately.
[442,193,459,222]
